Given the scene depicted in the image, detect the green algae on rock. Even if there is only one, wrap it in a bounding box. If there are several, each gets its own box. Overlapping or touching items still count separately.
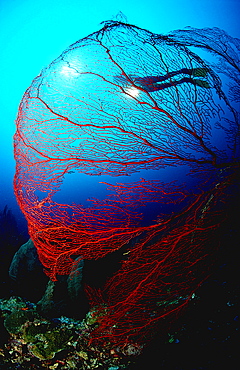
[24,321,73,360]
[4,309,37,335]
[2,302,74,360]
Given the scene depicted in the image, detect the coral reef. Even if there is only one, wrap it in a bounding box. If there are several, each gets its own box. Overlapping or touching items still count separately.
[0,296,136,369]
[22,320,73,360]
[1,18,238,369]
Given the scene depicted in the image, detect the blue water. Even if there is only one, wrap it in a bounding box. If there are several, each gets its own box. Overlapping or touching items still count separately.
[0,0,239,233]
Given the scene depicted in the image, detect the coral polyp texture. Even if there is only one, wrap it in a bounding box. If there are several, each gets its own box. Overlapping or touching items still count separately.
[14,21,240,346]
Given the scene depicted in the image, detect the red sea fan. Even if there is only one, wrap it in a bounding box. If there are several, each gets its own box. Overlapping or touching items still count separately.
[14,21,239,346]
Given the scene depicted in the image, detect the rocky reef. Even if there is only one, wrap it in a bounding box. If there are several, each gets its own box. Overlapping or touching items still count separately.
[0,296,138,369]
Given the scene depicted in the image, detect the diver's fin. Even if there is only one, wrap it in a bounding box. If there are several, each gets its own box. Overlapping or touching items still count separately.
[191,68,209,77]
[191,79,211,88]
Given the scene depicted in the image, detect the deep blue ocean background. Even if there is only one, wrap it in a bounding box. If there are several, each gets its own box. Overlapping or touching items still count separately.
[0,1,239,368]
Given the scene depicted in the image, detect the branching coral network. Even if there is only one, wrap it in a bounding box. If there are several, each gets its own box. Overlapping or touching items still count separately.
[14,21,240,346]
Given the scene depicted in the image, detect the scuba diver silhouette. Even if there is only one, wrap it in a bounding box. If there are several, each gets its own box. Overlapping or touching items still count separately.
[115,67,210,92]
